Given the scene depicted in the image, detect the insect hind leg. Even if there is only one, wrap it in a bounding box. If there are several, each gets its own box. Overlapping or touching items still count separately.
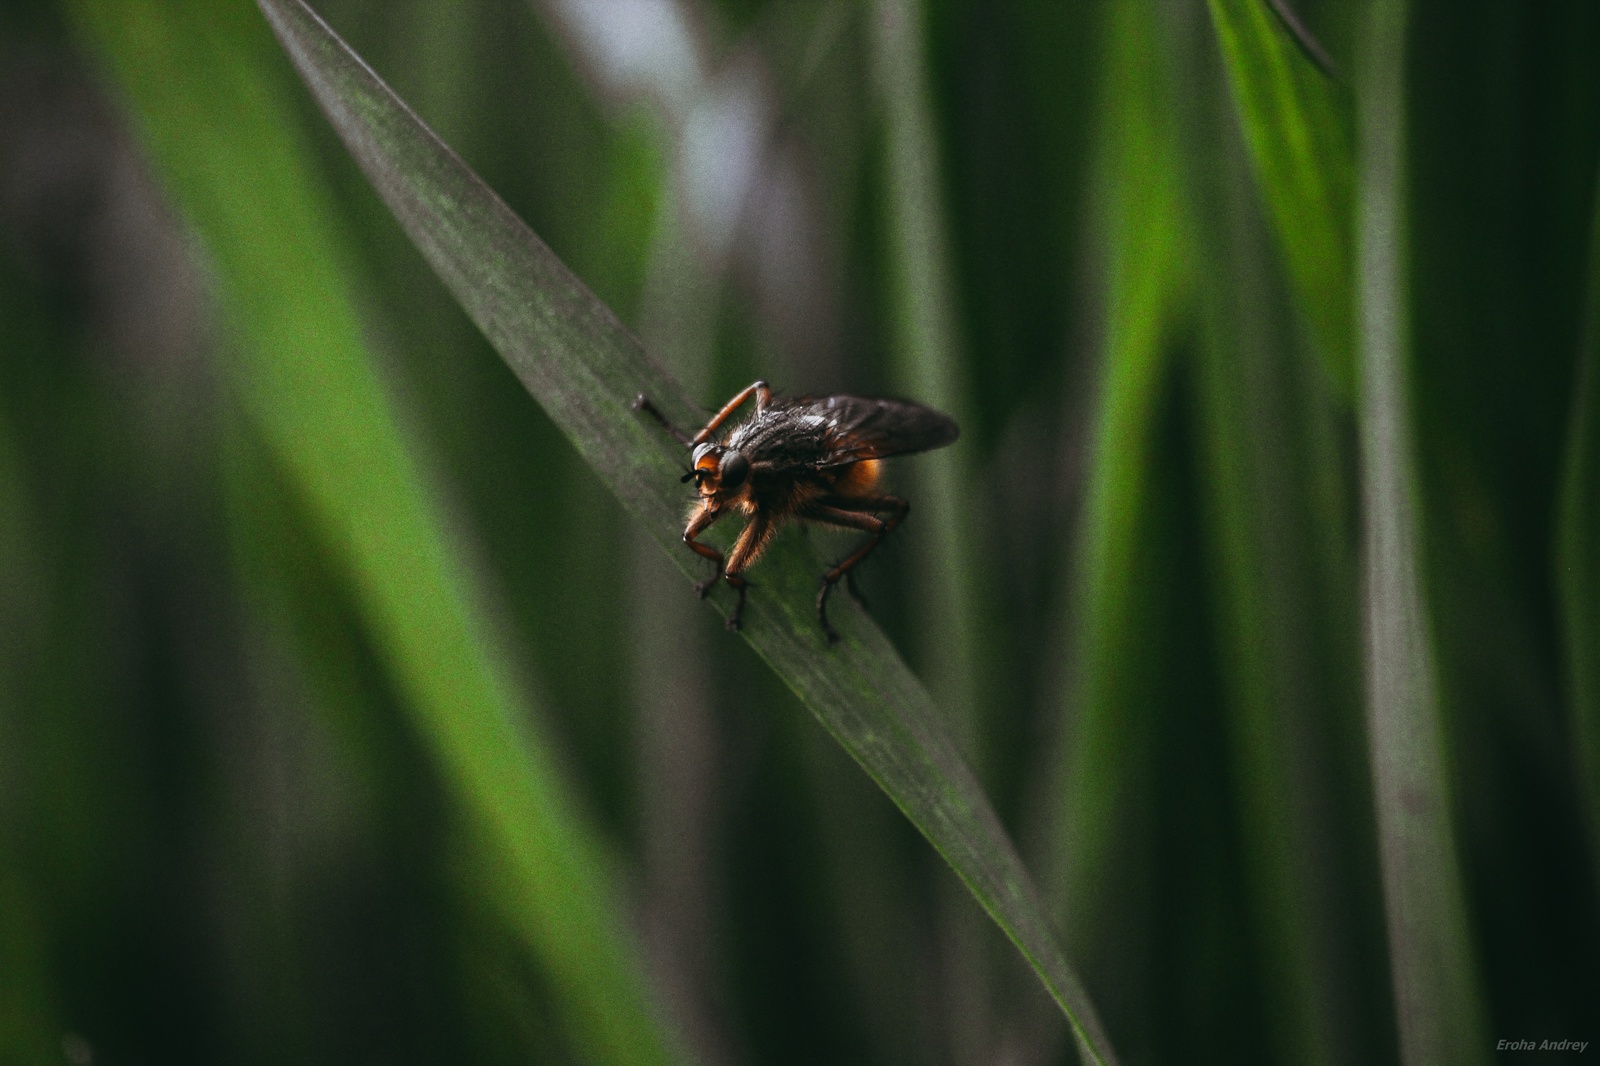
[803,497,909,644]
[844,570,869,610]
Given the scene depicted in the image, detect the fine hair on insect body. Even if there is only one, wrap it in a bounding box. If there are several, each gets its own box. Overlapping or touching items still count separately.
[635,380,959,643]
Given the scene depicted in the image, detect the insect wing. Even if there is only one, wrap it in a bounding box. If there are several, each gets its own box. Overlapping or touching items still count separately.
[808,395,959,467]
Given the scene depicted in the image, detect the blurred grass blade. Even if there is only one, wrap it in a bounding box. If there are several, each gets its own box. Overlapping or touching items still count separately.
[1178,6,1378,1062]
[1207,0,1355,396]
[1265,0,1339,77]
[253,1,1120,1060]
[1559,169,1600,899]
[866,3,991,1052]
[1355,1,1490,1062]
[66,3,683,1064]
[868,0,981,745]
[1050,0,1186,990]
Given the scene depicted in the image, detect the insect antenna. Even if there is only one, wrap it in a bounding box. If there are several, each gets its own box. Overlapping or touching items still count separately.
[634,393,694,445]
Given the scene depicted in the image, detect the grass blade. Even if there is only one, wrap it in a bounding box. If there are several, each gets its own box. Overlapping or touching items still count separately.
[254,0,1120,1060]
[1207,0,1355,396]
[1355,1,1490,1061]
[868,0,981,743]
[1559,169,1600,903]
[1175,8,1383,1063]
[1052,0,1188,981]
[66,3,683,1064]
[866,2,993,1053]
[1044,0,1192,1057]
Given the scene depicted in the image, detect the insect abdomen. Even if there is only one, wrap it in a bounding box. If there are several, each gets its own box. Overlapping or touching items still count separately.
[829,458,882,497]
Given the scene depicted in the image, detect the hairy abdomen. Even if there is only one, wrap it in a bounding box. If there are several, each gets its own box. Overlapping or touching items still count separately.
[828,459,882,498]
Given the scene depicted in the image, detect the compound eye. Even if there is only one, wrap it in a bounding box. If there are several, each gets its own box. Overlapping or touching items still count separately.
[719,449,750,489]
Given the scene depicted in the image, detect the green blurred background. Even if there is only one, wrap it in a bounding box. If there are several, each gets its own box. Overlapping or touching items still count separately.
[1,0,1597,1063]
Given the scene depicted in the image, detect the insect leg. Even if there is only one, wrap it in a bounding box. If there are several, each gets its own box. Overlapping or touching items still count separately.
[691,380,772,444]
[824,495,903,607]
[634,394,693,445]
[720,515,775,631]
[801,496,909,643]
[844,570,868,609]
[683,504,727,596]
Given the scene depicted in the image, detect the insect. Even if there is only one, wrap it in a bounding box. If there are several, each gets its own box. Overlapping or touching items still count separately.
[635,380,959,643]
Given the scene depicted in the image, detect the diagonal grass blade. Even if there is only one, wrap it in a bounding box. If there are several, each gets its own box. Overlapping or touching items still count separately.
[253,0,1121,1060]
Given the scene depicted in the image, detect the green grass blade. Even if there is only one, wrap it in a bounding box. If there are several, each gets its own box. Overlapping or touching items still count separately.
[1051,0,1188,993]
[253,1,1120,1060]
[66,4,683,1064]
[1207,0,1355,397]
[1558,169,1600,903]
[868,3,996,1055]
[868,0,981,744]
[1176,11,1381,1063]
[1355,1,1490,1062]
[1040,6,1205,1061]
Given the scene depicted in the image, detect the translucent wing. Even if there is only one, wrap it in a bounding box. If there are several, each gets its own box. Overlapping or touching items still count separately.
[720,393,959,472]
[803,395,960,467]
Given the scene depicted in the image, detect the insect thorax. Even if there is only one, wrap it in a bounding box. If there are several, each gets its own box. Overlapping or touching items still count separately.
[724,404,834,468]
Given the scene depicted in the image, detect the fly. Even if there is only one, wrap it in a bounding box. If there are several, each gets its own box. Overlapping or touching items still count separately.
[635,380,959,643]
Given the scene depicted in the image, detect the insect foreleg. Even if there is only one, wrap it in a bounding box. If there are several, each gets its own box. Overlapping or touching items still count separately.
[683,505,727,596]
[801,496,909,643]
[720,515,775,631]
[691,380,771,444]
